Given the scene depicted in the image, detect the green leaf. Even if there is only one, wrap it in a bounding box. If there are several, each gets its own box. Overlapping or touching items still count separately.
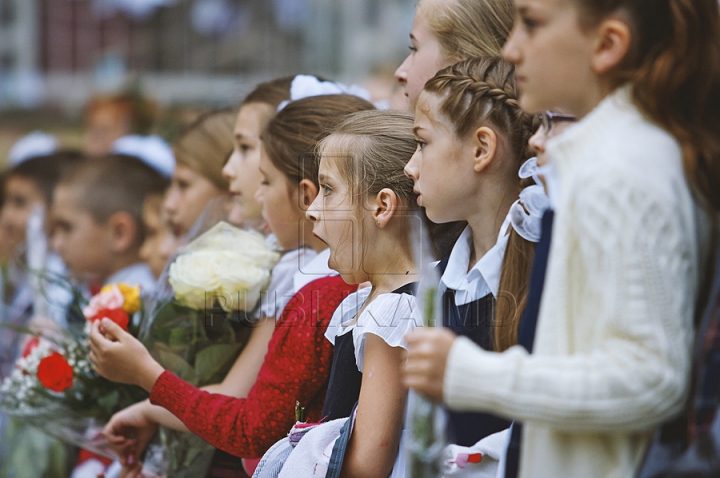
[154,347,196,383]
[96,390,120,416]
[193,344,242,386]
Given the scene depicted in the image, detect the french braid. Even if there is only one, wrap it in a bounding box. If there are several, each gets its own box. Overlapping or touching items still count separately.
[423,56,540,352]
[423,56,538,166]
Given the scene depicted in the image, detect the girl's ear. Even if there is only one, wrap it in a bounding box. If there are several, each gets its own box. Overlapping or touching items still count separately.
[472,126,497,173]
[372,188,399,229]
[298,179,319,210]
[591,17,631,75]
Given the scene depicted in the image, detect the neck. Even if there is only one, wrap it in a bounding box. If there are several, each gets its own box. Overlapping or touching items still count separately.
[573,79,616,119]
[366,234,419,295]
[103,253,142,284]
[465,182,516,268]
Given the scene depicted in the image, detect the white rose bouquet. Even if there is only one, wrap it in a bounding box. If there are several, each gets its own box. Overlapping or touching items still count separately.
[138,220,280,477]
[168,222,278,312]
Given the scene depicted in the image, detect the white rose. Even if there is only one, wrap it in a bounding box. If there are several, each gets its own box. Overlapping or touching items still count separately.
[215,253,271,311]
[169,251,223,309]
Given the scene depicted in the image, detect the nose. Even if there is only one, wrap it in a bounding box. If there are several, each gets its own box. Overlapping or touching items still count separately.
[395,57,409,86]
[222,153,237,181]
[306,195,321,222]
[502,28,521,65]
[404,152,420,180]
[164,188,179,215]
[51,231,62,254]
[528,126,547,156]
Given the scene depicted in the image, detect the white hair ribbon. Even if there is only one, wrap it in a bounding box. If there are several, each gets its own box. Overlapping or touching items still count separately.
[113,134,176,178]
[277,75,372,111]
[508,157,550,242]
[8,131,58,167]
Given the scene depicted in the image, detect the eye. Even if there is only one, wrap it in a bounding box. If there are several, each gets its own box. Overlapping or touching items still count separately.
[260,179,269,186]
[521,15,539,32]
[321,184,333,197]
[416,141,427,150]
[177,180,190,191]
[239,144,251,153]
[408,45,417,53]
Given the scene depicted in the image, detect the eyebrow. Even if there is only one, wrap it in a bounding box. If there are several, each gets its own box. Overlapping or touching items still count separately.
[409,33,417,42]
[412,125,425,136]
[318,173,334,184]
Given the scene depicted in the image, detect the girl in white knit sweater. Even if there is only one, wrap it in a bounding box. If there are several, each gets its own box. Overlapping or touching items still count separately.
[403,1,720,478]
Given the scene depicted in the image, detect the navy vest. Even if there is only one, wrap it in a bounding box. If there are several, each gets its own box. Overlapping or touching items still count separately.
[438,258,512,446]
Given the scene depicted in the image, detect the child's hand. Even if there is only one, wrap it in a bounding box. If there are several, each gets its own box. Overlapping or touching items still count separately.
[104,401,159,466]
[88,318,164,391]
[403,328,457,402]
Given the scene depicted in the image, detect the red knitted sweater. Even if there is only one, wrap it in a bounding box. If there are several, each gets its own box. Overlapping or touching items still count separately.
[149,276,356,458]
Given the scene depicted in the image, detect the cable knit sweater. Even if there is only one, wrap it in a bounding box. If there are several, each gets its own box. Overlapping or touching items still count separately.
[443,86,710,478]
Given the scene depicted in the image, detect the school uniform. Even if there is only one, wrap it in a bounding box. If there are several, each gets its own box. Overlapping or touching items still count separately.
[438,226,512,446]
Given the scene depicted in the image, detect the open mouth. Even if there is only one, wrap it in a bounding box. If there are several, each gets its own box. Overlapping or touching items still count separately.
[312,232,329,247]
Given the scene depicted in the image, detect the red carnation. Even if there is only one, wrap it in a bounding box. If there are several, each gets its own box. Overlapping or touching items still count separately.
[90,308,129,331]
[37,352,74,392]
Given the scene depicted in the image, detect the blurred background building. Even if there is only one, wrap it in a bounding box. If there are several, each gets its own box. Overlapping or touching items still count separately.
[0,0,415,159]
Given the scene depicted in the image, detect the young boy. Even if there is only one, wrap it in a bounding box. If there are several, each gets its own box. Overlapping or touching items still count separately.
[51,155,168,478]
[52,154,169,317]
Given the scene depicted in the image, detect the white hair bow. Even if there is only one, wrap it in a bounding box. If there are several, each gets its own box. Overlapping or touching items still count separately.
[507,157,550,242]
[113,134,176,178]
[277,75,372,111]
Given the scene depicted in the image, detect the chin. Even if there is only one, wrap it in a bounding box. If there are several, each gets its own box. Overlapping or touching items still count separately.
[518,94,546,115]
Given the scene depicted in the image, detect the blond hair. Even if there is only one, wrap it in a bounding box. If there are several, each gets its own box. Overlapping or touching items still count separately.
[318,110,418,208]
[173,109,235,190]
[419,0,514,61]
[317,110,422,254]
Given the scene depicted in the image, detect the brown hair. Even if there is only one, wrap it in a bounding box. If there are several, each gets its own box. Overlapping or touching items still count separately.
[261,95,375,189]
[574,0,720,211]
[10,150,85,205]
[424,57,539,351]
[58,155,170,248]
[243,77,294,109]
[173,109,235,190]
[419,0,514,61]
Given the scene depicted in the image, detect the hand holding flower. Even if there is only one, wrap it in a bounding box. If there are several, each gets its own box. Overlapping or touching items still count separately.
[403,328,457,402]
[89,319,165,392]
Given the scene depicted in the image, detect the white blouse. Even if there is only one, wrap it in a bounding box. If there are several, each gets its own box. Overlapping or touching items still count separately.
[325,287,423,371]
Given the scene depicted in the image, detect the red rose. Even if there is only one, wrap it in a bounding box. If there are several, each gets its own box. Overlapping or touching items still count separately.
[90,308,129,331]
[37,352,74,392]
[21,336,40,358]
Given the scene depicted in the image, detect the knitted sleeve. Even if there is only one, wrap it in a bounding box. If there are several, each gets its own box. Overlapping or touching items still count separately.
[149,276,356,457]
[443,170,700,432]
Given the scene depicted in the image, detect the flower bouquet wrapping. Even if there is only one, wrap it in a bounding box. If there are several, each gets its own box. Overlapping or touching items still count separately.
[0,284,149,458]
[405,213,448,478]
[138,220,280,477]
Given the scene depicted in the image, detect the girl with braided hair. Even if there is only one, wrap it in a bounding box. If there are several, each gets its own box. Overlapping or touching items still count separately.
[405,1,719,477]
[403,56,541,454]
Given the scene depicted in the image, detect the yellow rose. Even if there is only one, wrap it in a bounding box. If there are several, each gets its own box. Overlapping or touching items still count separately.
[117,284,142,314]
[99,284,142,314]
